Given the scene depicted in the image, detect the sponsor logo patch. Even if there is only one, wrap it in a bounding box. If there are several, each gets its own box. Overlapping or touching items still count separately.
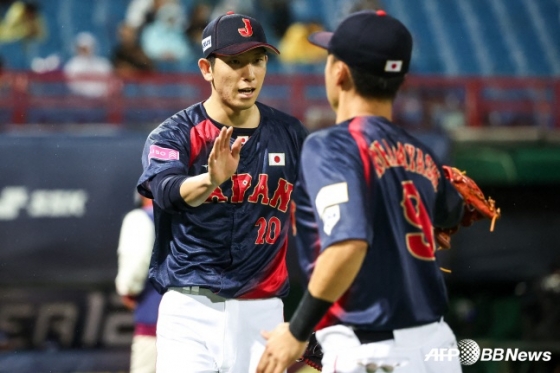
[149,145,180,162]
[202,36,212,52]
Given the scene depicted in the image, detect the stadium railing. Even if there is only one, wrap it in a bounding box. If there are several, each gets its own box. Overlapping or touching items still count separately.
[0,71,558,129]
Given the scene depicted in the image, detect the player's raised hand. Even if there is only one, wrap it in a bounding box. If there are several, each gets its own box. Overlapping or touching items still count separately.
[208,126,243,186]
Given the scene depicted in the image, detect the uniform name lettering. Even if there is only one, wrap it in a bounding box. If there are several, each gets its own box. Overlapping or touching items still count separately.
[370,140,440,191]
[206,173,293,212]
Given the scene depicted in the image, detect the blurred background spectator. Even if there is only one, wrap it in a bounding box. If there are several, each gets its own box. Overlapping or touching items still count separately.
[64,31,113,98]
[184,2,211,60]
[349,0,383,12]
[254,0,291,42]
[209,0,254,21]
[0,0,45,42]
[124,0,173,32]
[140,1,191,67]
[111,22,153,79]
[277,20,326,65]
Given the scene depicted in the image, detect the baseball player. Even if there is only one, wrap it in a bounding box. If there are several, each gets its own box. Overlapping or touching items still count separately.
[258,10,465,373]
[115,193,161,373]
[136,12,308,373]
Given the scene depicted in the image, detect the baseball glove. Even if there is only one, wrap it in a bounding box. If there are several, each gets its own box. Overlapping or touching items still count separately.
[435,166,501,253]
[296,332,323,371]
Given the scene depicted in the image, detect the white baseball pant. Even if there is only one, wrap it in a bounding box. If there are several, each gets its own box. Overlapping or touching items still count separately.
[156,287,284,373]
[130,335,157,373]
[316,319,462,373]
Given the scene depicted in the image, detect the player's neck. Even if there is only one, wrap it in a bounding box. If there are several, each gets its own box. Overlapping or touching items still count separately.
[335,94,393,124]
[203,98,260,128]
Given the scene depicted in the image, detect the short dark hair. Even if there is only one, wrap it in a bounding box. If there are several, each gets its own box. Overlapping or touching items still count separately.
[207,55,216,68]
[207,48,267,68]
[334,55,405,100]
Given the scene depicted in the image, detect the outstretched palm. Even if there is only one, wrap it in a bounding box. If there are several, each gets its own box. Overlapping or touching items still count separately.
[208,126,243,187]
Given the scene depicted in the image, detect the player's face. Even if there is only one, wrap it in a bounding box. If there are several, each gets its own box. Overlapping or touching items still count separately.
[211,49,268,111]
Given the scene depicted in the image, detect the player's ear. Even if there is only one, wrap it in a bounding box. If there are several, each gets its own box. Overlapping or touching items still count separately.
[335,60,352,90]
[198,58,213,82]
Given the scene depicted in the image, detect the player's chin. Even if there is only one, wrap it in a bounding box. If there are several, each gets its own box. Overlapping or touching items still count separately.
[233,97,258,110]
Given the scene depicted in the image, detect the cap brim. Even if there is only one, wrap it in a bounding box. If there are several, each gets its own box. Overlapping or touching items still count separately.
[308,31,333,49]
[212,42,280,57]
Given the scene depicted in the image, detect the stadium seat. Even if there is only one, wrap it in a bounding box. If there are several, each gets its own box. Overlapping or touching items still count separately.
[2,0,559,76]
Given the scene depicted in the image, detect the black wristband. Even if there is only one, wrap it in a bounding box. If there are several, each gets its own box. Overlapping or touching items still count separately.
[289,290,333,342]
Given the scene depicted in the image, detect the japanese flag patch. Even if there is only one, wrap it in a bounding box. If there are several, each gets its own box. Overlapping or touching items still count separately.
[238,136,250,145]
[384,60,403,72]
[268,153,285,166]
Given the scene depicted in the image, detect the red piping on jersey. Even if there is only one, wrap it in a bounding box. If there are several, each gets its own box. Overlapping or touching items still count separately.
[315,294,348,331]
[348,117,371,188]
[134,323,157,337]
[238,239,288,299]
[189,119,221,167]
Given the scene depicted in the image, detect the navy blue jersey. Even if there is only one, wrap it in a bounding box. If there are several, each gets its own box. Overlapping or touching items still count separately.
[294,116,463,331]
[137,101,308,299]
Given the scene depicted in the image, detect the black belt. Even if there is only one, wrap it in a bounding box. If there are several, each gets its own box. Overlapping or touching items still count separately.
[353,318,441,344]
[354,329,394,343]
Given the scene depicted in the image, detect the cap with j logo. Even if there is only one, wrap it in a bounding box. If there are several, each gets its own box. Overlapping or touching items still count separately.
[201,12,280,58]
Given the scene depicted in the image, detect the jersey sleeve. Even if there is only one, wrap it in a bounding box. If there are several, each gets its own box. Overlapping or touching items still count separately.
[433,166,464,228]
[301,131,371,252]
[137,121,190,199]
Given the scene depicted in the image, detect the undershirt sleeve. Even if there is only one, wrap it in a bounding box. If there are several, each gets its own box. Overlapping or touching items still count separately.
[150,168,190,212]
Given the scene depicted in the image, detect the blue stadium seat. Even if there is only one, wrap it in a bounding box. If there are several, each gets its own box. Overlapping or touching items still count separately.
[436,0,478,74]
[385,0,444,74]
[0,41,29,69]
[2,0,560,76]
